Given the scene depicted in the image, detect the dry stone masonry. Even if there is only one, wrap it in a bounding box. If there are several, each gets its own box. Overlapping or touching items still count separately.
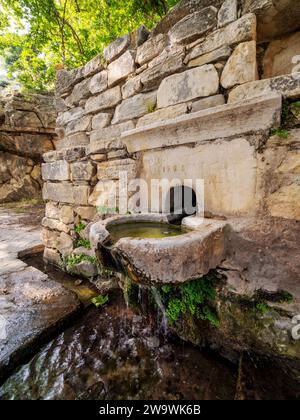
[42,0,300,303]
[0,93,56,203]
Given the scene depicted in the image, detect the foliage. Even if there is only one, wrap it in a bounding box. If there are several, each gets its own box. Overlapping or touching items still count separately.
[0,0,180,92]
[270,128,289,139]
[91,294,109,308]
[159,274,220,327]
[65,253,96,268]
[74,221,86,234]
[256,302,271,315]
[75,238,91,249]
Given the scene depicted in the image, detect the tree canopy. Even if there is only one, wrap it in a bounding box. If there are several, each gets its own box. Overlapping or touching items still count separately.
[0,0,179,92]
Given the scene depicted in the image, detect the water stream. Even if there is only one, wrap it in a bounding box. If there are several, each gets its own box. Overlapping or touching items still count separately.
[0,254,298,400]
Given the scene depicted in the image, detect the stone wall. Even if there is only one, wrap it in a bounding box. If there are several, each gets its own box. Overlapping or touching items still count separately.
[42,0,300,298]
[0,93,56,203]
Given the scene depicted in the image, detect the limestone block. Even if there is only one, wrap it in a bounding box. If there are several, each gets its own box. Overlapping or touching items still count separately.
[57,133,89,150]
[82,54,103,78]
[97,159,137,180]
[169,7,217,44]
[57,107,84,127]
[57,232,74,256]
[107,149,128,160]
[66,77,91,107]
[71,161,96,181]
[74,186,90,205]
[228,73,300,103]
[89,154,106,162]
[91,113,112,130]
[107,50,135,86]
[42,228,60,249]
[63,147,87,162]
[136,34,169,66]
[89,71,108,95]
[90,121,135,142]
[267,184,300,220]
[218,0,237,28]
[187,45,231,67]
[157,65,219,109]
[85,86,122,114]
[103,34,130,64]
[122,76,142,99]
[45,202,59,219]
[42,217,70,234]
[75,206,97,221]
[122,94,282,153]
[137,103,188,127]
[65,115,92,136]
[87,138,124,155]
[56,67,83,96]
[43,183,74,203]
[221,41,258,89]
[186,13,257,62]
[7,111,41,129]
[60,205,74,224]
[112,91,157,125]
[263,31,300,79]
[140,51,185,90]
[42,161,70,181]
[191,94,225,112]
[43,150,64,163]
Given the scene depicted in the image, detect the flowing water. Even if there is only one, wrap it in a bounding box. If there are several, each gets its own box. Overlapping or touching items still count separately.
[107,222,187,244]
[0,254,298,400]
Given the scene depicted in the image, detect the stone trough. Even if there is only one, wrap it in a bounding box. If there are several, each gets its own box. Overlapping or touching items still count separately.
[90,214,228,285]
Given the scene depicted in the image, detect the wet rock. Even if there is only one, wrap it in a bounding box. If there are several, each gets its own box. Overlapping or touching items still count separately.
[157,65,219,109]
[0,266,80,383]
[221,41,258,89]
[169,7,218,44]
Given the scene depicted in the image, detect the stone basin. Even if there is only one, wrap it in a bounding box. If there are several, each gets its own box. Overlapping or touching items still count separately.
[90,214,228,285]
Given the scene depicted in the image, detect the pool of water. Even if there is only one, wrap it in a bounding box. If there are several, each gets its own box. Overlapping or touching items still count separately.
[107,222,188,244]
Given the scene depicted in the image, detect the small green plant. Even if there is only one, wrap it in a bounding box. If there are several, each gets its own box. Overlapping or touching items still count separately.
[159,274,219,327]
[271,128,289,139]
[278,290,293,304]
[256,302,271,315]
[290,101,300,118]
[75,222,87,234]
[91,294,109,308]
[65,253,96,268]
[75,238,91,249]
[100,267,114,278]
[146,101,156,113]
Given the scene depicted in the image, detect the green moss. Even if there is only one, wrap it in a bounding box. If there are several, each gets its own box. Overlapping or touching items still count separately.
[74,222,87,234]
[146,101,156,113]
[256,302,271,315]
[75,238,91,249]
[158,274,220,327]
[91,294,109,308]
